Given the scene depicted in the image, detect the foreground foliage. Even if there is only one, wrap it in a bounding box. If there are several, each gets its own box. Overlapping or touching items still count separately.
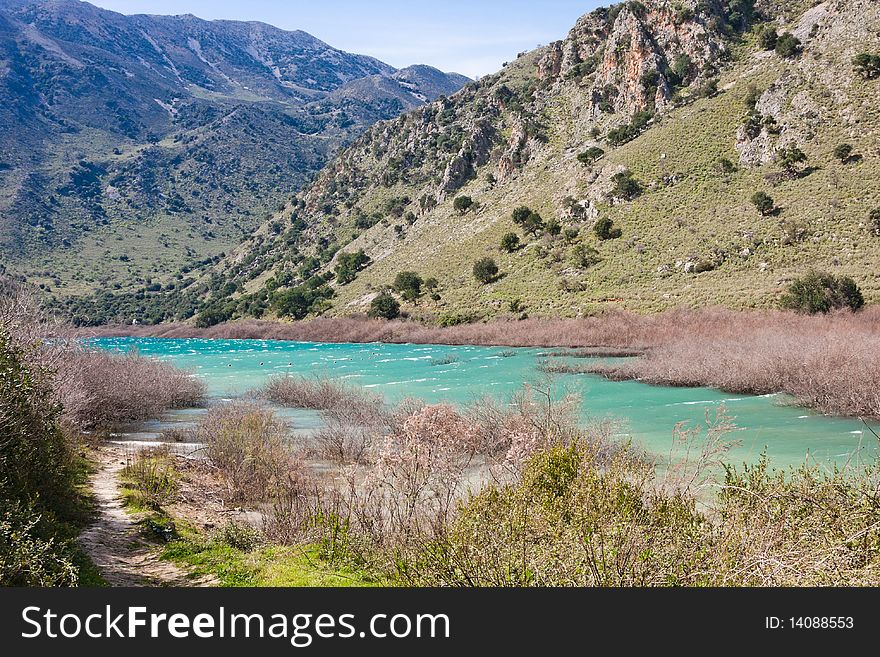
[181,389,880,587]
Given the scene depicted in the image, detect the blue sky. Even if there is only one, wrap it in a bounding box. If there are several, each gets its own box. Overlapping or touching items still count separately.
[89,1,604,78]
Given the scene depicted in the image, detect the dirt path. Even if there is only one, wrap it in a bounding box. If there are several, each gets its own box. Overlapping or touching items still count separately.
[77,445,209,587]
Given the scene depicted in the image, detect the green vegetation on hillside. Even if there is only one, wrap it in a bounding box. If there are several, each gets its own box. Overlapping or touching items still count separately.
[45,0,880,326]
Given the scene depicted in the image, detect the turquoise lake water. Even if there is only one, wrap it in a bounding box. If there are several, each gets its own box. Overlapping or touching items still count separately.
[91,337,879,471]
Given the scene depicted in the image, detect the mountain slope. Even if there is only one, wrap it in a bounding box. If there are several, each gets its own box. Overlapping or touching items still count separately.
[0,0,468,295]
[55,0,880,326]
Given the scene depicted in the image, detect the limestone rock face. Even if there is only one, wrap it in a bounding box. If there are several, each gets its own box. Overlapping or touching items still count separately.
[538,0,728,118]
[735,0,880,167]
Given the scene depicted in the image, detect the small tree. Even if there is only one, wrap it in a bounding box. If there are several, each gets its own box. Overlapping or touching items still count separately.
[334,249,370,285]
[774,32,801,59]
[751,191,775,215]
[473,257,499,284]
[369,292,400,319]
[511,206,532,225]
[577,147,605,166]
[717,158,737,174]
[757,25,777,51]
[833,143,853,163]
[571,243,601,268]
[776,144,807,173]
[610,170,641,200]
[453,195,474,215]
[853,53,880,80]
[781,271,864,314]
[393,271,423,302]
[522,211,545,236]
[500,232,520,252]
[671,53,691,84]
[545,219,562,236]
[744,83,761,110]
[594,217,622,240]
[869,208,880,236]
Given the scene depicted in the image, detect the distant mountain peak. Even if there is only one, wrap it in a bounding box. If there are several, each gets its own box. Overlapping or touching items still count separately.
[0,0,468,297]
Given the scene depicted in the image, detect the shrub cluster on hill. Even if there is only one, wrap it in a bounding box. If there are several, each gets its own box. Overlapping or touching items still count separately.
[781,271,864,314]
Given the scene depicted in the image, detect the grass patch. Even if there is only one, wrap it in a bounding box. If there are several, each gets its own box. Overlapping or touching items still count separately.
[162,525,380,587]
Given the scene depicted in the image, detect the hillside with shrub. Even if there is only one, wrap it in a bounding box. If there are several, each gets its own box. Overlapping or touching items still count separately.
[70,0,880,328]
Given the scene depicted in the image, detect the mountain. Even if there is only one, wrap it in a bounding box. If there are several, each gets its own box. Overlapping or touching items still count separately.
[51,0,880,326]
[0,0,468,295]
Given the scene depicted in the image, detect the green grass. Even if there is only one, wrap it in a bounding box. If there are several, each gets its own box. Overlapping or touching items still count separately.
[161,530,381,587]
[118,453,377,587]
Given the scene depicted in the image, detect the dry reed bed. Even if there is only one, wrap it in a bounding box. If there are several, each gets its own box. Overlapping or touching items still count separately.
[59,350,206,430]
[80,307,880,348]
[1,280,206,431]
[586,310,880,419]
[84,307,880,418]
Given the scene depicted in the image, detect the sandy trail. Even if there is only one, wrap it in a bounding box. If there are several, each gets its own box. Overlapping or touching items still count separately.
[77,445,210,587]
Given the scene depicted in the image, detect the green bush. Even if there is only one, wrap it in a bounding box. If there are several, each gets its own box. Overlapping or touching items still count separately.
[368,293,400,319]
[217,521,264,552]
[610,170,641,200]
[756,25,777,50]
[606,111,653,146]
[833,143,853,163]
[393,271,423,302]
[121,449,178,511]
[511,206,532,225]
[453,195,474,215]
[751,191,775,215]
[594,217,622,241]
[0,334,80,586]
[717,158,737,174]
[774,32,801,58]
[781,271,864,314]
[0,502,78,586]
[334,250,371,285]
[396,441,706,586]
[670,54,691,85]
[0,336,74,518]
[544,219,562,236]
[570,243,601,268]
[577,147,605,166]
[500,232,520,252]
[870,208,880,236]
[437,312,476,327]
[776,144,807,172]
[272,283,334,319]
[853,53,880,80]
[512,206,545,236]
[473,257,499,284]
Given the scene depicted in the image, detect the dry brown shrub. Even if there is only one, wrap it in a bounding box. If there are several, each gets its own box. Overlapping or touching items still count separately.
[59,349,206,430]
[86,307,880,419]
[257,375,387,463]
[199,403,309,504]
[0,279,206,431]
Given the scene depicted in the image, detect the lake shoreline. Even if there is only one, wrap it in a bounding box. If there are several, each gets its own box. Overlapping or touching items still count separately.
[82,307,880,421]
